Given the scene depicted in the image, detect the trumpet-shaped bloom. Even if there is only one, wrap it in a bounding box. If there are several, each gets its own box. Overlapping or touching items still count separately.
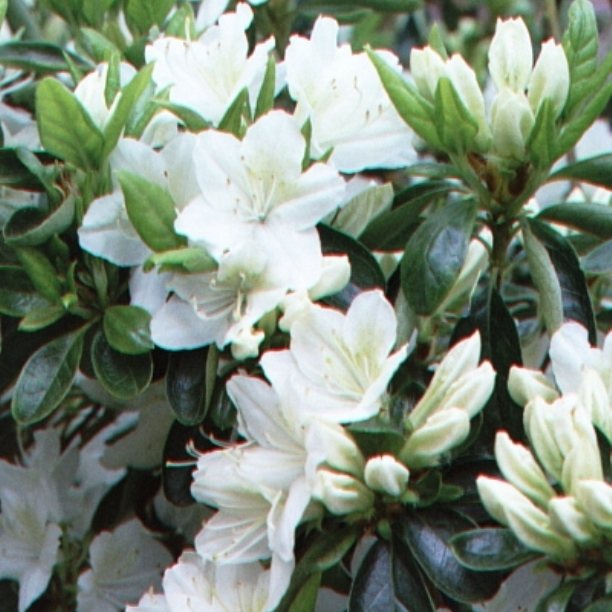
[146,4,274,125]
[175,110,345,290]
[261,289,409,423]
[285,16,415,172]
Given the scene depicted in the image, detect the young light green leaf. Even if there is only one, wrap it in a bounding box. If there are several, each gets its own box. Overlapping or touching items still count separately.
[428,23,448,60]
[401,199,476,315]
[143,247,216,274]
[36,77,105,169]
[218,87,250,137]
[104,51,121,109]
[79,28,121,64]
[527,99,556,169]
[125,0,175,35]
[434,77,478,154]
[119,171,186,252]
[154,100,210,132]
[549,152,612,191]
[0,0,7,23]
[11,330,84,425]
[103,305,154,355]
[14,246,61,302]
[255,55,276,119]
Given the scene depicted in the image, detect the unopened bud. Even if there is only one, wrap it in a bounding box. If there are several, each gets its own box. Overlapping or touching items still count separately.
[524,396,564,481]
[488,17,533,92]
[548,496,600,545]
[528,40,570,117]
[364,455,410,497]
[508,366,558,406]
[306,420,364,479]
[308,255,351,301]
[410,47,446,100]
[491,90,535,159]
[312,470,374,516]
[578,369,611,442]
[575,480,612,531]
[438,361,496,418]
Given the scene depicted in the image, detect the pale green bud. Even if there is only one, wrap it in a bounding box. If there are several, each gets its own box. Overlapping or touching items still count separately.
[312,470,374,516]
[548,496,600,545]
[524,396,564,481]
[408,332,481,428]
[364,454,410,497]
[491,90,535,159]
[528,40,570,117]
[476,476,535,526]
[410,46,446,100]
[508,366,558,407]
[488,17,533,92]
[575,480,612,531]
[402,408,470,468]
[578,368,611,442]
[494,432,555,508]
[438,361,496,418]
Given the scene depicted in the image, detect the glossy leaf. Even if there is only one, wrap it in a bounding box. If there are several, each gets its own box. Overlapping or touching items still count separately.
[0,266,51,317]
[36,78,105,169]
[549,153,612,190]
[450,528,538,571]
[401,199,476,315]
[0,41,90,73]
[119,171,186,252]
[434,77,478,154]
[537,202,612,240]
[91,332,153,400]
[103,305,154,355]
[166,348,209,426]
[318,224,385,310]
[14,246,61,303]
[527,99,556,169]
[3,197,75,247]
[11,330,83,425]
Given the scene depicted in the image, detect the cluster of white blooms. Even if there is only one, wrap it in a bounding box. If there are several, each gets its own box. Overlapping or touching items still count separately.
[411,16,570,160]
[478,322,612,562]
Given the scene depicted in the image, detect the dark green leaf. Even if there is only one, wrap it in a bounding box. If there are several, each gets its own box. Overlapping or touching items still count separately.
[450,528,538,571]
[0,266,52,317]
[255,54,276,119]
[584,595,612,612]
[119,171,186,252]
[18,302,66,331]
[582,240,612,275]
[527,99,556,168]
[318,224,385,310]
[125,0,175,35]
[366,48,441,150]
[166,348,209,426]
[348,417,405,458]
[103,305,154,355]
[287,573,322,612]
[397,509,504,603]
[434,77,478,154]
[14,246,61,302]
[218,87,250,137]
[535,582,577,612]
[91,331,153,399]
[0,41,90,73]
[360,181,455,250]
[0,148,52,190]
[527,218,596,343]
[549,153,612,191]
[3,197,75,247]
[36,78,105,169]
[401,199,476,315]
[11,330,83,425]
[537,202,612,240]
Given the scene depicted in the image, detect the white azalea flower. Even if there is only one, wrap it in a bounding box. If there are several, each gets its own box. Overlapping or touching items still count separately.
[285,16,415,172]
[175,110,345,290]
[146,3,274,125]
[261,289,409,423]
[77,519,172,611]
[488,18,533,93]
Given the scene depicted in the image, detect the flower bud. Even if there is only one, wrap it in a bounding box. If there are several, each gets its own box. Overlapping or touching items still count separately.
[524,397,564,481]
[476,476,533,526]
[364,455,410,497]
[548,496,600,545]
[308,255,351,301]
[578,368,611,442]
[410,47,446,100]
[560,415,603,495]
[408,332,481,428]
[575,480,612,530]
[488,17,533,92]
[508,366,558,406]
[528,40,570,117]
[312,470,374,515]
[229,324,264,360]
[494,432,555,508]
[438,361,496,418]
[490,90,535,159]
[402,408,470,468]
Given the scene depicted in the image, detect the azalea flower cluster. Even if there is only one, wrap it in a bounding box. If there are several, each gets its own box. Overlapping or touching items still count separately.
[478,322,612,563]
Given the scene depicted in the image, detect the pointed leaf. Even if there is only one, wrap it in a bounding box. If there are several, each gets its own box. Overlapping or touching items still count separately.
[166,348,209,426]
[103,305,154,355]
[0,41,90,73]
[549,153,612,191]
[582,240,612,275]
[14,246,61,302]
[154,100,210,132]
[0,266,52,317]
[125,0,175,35]
[434,77,478,154]
[255,54,276,119]
[537,202,612,240]
[527,99,556,169]
[11,330,84,425]
[18,303,66,332]
[218,87,250,137]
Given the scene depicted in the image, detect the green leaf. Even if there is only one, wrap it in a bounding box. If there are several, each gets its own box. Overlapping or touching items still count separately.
[401,199,476,315]
[14,246,61,302]
[154,100,211,132]
[162,421,200,506]
[300,0,422,13]
[450,528,538,571]
[582,240,612,275]
[525,218,596,341]
[397,509,504,603]
[348,417,405,458]
[549,153,612,191]
[103,305,154,355]
[535,582,577,612]
[0,41,90,73]
[103,64,154,158]
[143,248,217,274]
[15,147,60,198]
[0,266,52,317]
[287,573,321,612]
[255,54,276,119]
[360,180,455,250]
[125,0,175,34]
[18,302,66,332]
[427,22,448,59]
[4,197,75,247]
[119,171,186,252]
[11,330,83,425]
[584,595,612,612]
[166,348,209,426]
[36,78,105,169]
[81,0,115,28]
[104,51,121,109]
[0,0,7,23]
[91,331,153,400]
[537,202,612,240]
[79,28,121,64]
[434,77,478,154]
[366,48,441,149]
[0,148,51,190]
[334,182,394,239]
[527,99,556,169]
[218,87,250,137]
[318,224,385,310]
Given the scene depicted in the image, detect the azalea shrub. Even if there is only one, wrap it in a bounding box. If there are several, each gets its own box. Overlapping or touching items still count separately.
[0,0,610,610]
